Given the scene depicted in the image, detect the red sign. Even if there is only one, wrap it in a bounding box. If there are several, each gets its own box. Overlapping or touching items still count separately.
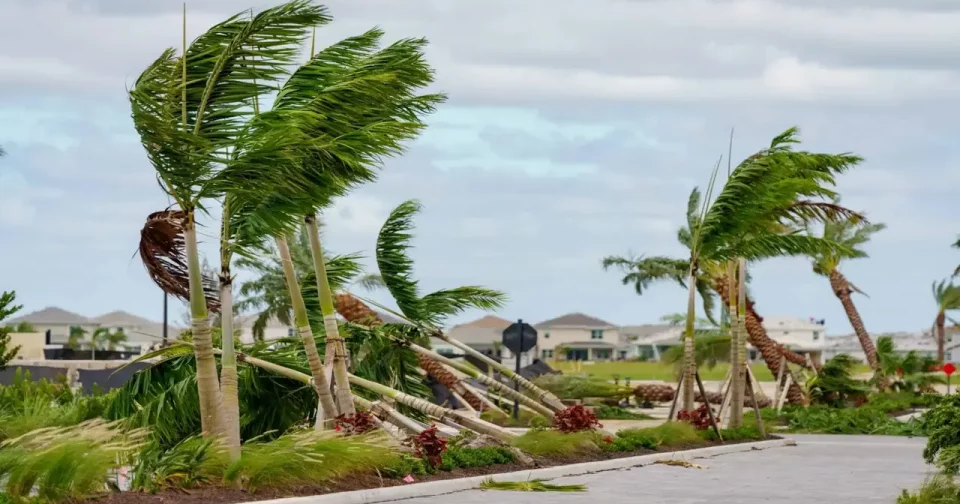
[944,363,956,376]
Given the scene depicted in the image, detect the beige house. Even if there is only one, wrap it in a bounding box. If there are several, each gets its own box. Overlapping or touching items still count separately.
[6,307,181,351]
[442,315,534,368]
[534,313,619,361]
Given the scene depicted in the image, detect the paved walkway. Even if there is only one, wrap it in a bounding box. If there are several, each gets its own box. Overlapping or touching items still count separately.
[403,435,933,503]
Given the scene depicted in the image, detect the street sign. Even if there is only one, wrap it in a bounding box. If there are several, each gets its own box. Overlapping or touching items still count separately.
[502,319,538,420]
[944,363,956,376]
[501,320,538,355]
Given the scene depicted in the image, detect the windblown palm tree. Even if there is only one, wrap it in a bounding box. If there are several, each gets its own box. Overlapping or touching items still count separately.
[805,210,886,370]
[932,280,960,362]
[604,128,862,409]
[953,237,959,277]
[131,1,332,441]
[91,328,128,352]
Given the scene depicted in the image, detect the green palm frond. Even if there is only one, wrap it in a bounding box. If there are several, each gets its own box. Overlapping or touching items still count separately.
[725,232,855,263]
[601,255,689,294]
[418,287,507,326]
[376,200,424,319]
[933,280,960,312]
[805,203,885,276]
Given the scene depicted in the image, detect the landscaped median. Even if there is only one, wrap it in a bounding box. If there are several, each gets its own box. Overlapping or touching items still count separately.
[0,422,779,504]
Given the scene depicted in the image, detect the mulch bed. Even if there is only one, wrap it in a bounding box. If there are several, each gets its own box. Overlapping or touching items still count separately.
[86,437,773,504]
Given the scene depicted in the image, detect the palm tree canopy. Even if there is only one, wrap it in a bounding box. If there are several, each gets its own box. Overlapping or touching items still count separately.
[806,207,886,276]
[933,280,960,313]
[373,199,507,328]
[952,236,959,277]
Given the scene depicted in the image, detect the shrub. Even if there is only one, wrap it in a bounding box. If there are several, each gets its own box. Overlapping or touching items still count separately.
[335,411,377,435]
[897,475,960,504]
[437,446,515,471]
[783,405,924,436]
[131,435,230,492]
[409,426,448,468]
[592,405,653,420]
[676,404,712,430]
[700,426,764,442]
[611,422,702,452]
[923,395,960,464]
[936,446,960,476]
[512,430,600,457]
[0,420,146,502]
[224,430,394,492]
[553,405,602,433]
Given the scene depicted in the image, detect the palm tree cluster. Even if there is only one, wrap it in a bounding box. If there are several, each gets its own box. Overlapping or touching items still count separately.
[129,0,571,460]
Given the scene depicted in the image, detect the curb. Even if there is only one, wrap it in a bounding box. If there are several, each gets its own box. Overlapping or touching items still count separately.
[251,438,795,504]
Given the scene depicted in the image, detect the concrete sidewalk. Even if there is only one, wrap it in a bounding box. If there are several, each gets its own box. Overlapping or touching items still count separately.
[401,434,933,503]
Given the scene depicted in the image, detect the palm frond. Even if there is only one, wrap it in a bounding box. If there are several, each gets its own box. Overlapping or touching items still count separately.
[601,255,689,295]
[725,231,855,263]
[418,287,508,326]
[376,200,424,319]
[138,210,220,312]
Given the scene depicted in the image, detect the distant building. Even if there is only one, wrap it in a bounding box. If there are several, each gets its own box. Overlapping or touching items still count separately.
[534,313,619,362]
[443,315,533,368]
[7,307,179,351]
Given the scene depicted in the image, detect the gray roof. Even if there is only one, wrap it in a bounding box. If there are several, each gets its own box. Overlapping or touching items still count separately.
[8,307,91,325]
[620,324,674,338]
[445,326,502,345]
[452,315,513,330]
[535,312,614,329]
[91,310,158,327]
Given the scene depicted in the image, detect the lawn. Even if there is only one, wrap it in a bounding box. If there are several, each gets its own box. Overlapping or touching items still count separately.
[551,361,870,382]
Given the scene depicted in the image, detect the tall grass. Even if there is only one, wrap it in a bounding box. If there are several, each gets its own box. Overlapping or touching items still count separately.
[224,430,398,492]
[898,475,960,504]
[131,435,231,492]
[511,430,600,457]
[0,420,146,502]
[0,369,112,442]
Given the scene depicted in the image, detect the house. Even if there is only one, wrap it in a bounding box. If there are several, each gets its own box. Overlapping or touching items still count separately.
[235,307,409,344]
[534,313,619,362]
[5,307,181,355]
[90,311,182,347]
[619,324,683,361]
[442,315,533,368]
[826,328,960,363]
[6,307,99,345]
[758,316,827,363]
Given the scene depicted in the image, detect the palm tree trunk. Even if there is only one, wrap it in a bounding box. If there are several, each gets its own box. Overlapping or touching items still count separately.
[713,275,805,405]
[276,235,338,428]
[937,311,947,363]
[829,269,879,369]
[304,215,355,416]
[727,261,743,428]
[733,258,748,427]
[681,271,697,412]
[184,219,221,437]
[347,373,515,443]
[409,343,556,419]
[218,277,241,460]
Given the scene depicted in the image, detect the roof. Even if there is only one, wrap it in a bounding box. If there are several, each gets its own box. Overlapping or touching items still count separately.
[562,341,617,349]
[453,315,512,330]
[91,310,158,327]
[535,312,614,329]
[8,307,91,325]
[620,324,675,339]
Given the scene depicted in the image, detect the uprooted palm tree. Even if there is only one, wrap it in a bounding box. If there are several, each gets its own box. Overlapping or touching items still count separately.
[131,0,333,443]
[604,128,862,409]
[932,280,960,362]
[805,208,886,371]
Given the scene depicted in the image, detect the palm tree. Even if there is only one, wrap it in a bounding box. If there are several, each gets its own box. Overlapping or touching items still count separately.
[805,210,886,371]
[932,280,960,362]
[67,326,86,350]
[953,237,959,277]
[604,128,862,409]
[91,328,128,356]
[875,336,945,393]
[131,1,331,439]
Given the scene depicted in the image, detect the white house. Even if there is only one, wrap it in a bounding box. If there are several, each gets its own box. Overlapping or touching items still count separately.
[443,315,533,368]
[753,316,827,362]
[825,329,956,363]
[534,313,619,362]
[619,324,683,361]
[7,307,179,352]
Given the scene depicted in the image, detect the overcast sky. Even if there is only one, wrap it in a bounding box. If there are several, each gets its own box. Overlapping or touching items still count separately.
[1,0,958,335]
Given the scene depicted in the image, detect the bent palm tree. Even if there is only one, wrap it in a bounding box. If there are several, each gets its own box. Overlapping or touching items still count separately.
[131,1,331,438]
[604,128,862,409]
[932,280,960,362]
[805,211,886,370]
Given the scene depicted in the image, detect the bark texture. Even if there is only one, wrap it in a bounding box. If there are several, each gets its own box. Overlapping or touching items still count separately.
[184,224,221,437]
[633,383,772,408]
[829,269,879,369]
[937,311,946,363]
[218,278,241,460]
[713,275,807,405]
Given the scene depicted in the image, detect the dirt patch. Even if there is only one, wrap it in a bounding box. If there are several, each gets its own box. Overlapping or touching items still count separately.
[85,437,774,504]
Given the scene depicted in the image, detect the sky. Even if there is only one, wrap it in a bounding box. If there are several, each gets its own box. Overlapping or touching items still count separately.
[1,0,958,336]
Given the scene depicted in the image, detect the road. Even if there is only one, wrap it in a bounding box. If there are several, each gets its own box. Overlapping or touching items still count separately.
[403,435,933,503]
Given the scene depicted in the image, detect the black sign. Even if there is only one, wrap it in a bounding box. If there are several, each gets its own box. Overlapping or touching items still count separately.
[502,320,537,355]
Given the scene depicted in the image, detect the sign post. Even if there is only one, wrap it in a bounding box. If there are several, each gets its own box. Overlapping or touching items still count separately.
[944,363,956,394]
[502,319,538,420]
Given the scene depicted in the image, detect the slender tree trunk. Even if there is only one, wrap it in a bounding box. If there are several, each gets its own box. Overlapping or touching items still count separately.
[937,311,946,363]
[682,271,697,412]
[713,275,805,405]
[347,373,515,443]
[732,258,748,427]
[184,219,221,437]
[218,276,241,460]
[727,261,743,427]
[829,269,879,369]
[276,235,338,428]
[304,215,355,416]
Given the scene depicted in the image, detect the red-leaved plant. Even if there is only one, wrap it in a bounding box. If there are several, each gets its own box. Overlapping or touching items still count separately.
[335,411,377,435]
[676,404,712,430]
[409,425,448,467]
[553,405,602,433]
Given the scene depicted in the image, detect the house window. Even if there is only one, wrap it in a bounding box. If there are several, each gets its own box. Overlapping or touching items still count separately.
[542,349,553,359]
[813,331,820,340]
[948,352,953,362]
[783,331,790,336]
[590,329,604,340]
[594,349,612,360]
[544,332,550,339]
[287,327,296,337]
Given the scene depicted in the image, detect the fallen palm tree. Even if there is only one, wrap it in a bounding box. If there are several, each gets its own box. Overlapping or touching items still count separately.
[633,382,772,408]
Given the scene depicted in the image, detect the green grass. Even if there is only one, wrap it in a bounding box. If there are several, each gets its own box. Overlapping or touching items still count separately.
[511,430,601,457]
[898,475,960,504]
[552,361,871,382]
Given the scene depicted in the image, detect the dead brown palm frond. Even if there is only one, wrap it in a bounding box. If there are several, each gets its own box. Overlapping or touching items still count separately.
[139,210,220,312]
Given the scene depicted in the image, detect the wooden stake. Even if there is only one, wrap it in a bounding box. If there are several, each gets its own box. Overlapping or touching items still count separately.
[695,371,723,443]
[745,373,766,438]
[717,375,733,428]
[776,373,792,414]
[748,365,767,399]
[773,354,786,405]
[668,372,684,421]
